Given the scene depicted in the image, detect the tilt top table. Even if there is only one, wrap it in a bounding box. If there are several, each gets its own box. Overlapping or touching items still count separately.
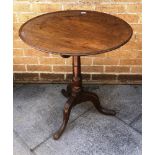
[19,10,133,140]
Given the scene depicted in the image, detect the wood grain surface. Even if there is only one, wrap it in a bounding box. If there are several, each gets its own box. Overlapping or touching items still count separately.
[19,10,133,56]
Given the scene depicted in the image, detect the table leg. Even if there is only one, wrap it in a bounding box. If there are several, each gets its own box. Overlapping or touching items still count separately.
[77,91,116,116]
[61,84,71,98]
[53,56,116,140]
[53,96,76,140]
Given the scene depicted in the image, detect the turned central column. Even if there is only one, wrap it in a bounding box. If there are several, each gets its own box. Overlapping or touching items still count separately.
[71,56,82,95]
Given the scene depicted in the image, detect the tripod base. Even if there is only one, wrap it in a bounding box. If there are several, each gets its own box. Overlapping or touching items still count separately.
[53,56,116,140]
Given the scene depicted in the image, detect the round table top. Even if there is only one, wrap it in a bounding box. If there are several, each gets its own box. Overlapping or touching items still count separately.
[19,10,133,56]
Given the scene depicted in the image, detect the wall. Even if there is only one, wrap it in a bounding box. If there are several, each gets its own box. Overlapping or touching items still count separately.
[13,0,142,84]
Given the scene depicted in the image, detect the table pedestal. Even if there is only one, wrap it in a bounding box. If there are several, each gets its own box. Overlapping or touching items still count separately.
[53,56,116,140]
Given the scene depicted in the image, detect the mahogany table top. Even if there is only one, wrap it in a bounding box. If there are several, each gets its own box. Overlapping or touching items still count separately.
[19,10,133,56]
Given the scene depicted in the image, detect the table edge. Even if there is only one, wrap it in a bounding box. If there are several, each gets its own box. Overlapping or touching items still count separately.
[19,10,133,56]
